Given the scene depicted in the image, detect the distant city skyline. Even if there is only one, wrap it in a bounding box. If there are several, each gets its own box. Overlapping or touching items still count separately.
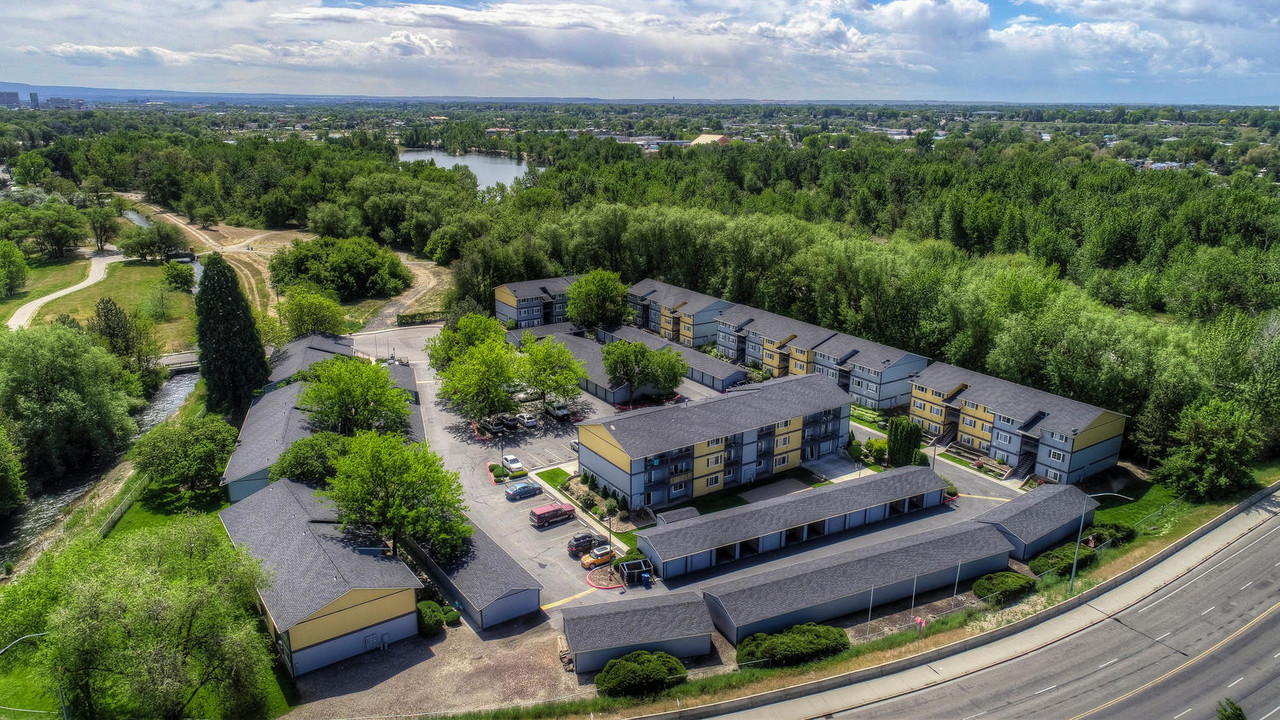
[5,0,1278,105]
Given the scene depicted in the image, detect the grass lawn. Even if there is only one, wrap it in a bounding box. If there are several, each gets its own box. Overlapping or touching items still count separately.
[35,260,196,352]
[0,255,90,324]
[342,297,391,330]
[1092,480,1180,528]
[0,662,58,713]
[536,467,570,488]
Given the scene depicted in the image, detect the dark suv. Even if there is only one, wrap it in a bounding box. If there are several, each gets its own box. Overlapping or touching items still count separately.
[567,532,608,557]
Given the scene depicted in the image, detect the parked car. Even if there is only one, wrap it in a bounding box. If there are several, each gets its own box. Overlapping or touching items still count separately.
[580,545,615,569]
[513,388,541,403]
[570,439,580,453]
[567,532,607,556]
[501,455,524,473]
[504,480,543,501]
[479,418,506,436]
[529,502,575,528]
[544,400,571,420]
[499,414,520,429]
[516,412,538,427]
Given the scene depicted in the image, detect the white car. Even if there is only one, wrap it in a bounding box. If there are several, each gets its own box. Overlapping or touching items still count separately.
[501,455,525,473]
[517,412,538,427]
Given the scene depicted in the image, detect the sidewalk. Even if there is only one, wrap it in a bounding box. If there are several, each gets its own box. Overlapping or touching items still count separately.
[721,488,1280,719]
[529,459,635,553]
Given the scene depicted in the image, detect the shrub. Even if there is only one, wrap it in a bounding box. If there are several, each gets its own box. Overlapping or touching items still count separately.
[489,463,510,479]
[846,438,863,460]
[612,548,645,568]
[587,475,599,492]
[618,509,631,522]
[736,622,850,667]
[268,236,413,300]
[972,571,1036,604]
[397,311,448,326]
[866,438,888,465]
[912,449,930,466]
[1087,522,1136,546]
[886,416,923,467]
[139,286,173,322]
[605,497,619,516]
[1030,544,1097,576]
[618,494,630,512]
[162,261,196,292]
[442,608,462,626]
[943,479,958,497]
[417,600,444,635]
[595,651,687,697]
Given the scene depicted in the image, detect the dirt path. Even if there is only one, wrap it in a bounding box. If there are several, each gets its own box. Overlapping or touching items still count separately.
[10,461,136,577]
[6,249,125,330]
[361,256,450,331]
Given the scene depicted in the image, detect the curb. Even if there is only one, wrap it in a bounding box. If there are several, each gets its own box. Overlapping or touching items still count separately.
[586,566,624,590]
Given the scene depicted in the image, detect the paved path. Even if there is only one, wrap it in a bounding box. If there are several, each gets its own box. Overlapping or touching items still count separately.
[6,250,125,330]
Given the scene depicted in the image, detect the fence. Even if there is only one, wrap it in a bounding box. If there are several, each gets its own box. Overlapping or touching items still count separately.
[1131,494,1190,537]
[97,476,151,538]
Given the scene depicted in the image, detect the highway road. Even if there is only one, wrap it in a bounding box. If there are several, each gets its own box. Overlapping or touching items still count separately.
[829,499,1280,720]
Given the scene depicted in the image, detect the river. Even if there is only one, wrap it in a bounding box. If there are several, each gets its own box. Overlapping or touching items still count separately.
[0,372,199,567]
[398,148,535,189]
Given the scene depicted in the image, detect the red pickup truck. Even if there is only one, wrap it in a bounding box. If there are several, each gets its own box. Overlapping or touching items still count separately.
[529,502,575,528]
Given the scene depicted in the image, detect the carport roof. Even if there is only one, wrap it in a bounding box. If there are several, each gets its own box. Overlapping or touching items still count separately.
[553,332,627,391]
[219,479,422,633]
[638,466,947,561]
[221,382,314,484]
[976,484,1099,545]
[702,522,1013,627]
[582,373,844,459]
[268,333,353,383]
[431,521,543,610]
[605,325,744,381]
[561,592,712,655]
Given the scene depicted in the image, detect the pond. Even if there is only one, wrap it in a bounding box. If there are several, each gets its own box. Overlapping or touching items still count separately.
[398,148,535,189]
[0,372,200,567]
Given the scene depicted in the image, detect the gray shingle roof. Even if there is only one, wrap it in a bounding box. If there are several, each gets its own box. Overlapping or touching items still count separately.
[629,279,732,315]
[561,592,713,655]
[638,466,946,561]
[268,333,354,384]
[913,363,1123,438]
[222,382,314,484]
[580,374,845,459]
[433,521,542,610]
[500,275,581,301]
[976,485,1099,545]
[507,322,584,347]
[717,306,918,369]
[604,325,744,381]
[702,522,1013,627]
[219,480,421,633]
[553,332,626,391]
[657,507,701,525]
[384,363,425,443]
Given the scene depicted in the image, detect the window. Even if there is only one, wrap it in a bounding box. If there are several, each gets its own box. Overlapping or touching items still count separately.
[705,475,720,488]
[755,459,766,468]
[867,383,878,393]
[913,399,926,410]
[962,417,977,428]
[962,435,973,446]
[981,423,992,433]
[1045,469,1062,481]
[928,423,940,433]
[963,400,978,410]
[915,384,928,393]
[673,461,690,474]
[776,418,791,429]
[670,482,686,493]
[979,441,990,451]
[996,431,1011,444]
[765,351,776,361]
[708,454,723,467]
[706,437,722,448]
[794,361,805,372]
[774,455,788,468]
[911,417,922,426]
[930,406,943,416]
[997,414,1014,425]
[776,436,790,449]
[1048,449,1066,463]
[932,389,945,398]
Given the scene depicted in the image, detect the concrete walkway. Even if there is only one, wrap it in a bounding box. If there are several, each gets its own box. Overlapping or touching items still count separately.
[6,250,126,330]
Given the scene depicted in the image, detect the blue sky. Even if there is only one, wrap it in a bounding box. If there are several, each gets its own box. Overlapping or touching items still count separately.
[5,0,1278,103]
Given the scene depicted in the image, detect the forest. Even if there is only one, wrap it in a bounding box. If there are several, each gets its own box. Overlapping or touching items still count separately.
[2,104,1278,498]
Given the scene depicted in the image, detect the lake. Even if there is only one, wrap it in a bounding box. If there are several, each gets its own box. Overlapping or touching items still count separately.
[398,149,535,189]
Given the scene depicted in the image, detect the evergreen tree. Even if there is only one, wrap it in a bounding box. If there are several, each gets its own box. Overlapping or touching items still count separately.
[886,416,923,467]
[196,253,269,412]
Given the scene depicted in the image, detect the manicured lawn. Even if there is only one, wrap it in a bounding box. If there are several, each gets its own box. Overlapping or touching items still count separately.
[1092,480,1180,528]
[0,255,90,324]
[35,260,196,352]
[536,467,570,488]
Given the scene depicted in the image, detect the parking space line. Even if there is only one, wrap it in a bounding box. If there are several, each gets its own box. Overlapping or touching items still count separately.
[959,494,1011,503]
[541,587,595,611]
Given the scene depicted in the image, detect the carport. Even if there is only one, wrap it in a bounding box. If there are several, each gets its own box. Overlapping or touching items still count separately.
[408,522,543,630]
[598,325,748,392]
[636,466,948,579]
[976,484,1100,561]
[561,592,714,672]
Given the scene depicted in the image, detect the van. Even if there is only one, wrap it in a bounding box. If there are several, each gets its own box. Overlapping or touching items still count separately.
[529,502,575,528]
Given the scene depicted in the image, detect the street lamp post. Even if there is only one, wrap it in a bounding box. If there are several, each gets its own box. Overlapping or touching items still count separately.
[1070,491,1133,594]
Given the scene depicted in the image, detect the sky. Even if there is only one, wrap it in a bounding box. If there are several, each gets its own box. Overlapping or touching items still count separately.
[5,0,1279,104]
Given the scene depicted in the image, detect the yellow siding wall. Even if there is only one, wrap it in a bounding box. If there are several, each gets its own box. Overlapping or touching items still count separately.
[695,451,725,475]
[774,426,801,454]
[289,588,417,650]
[494,286,518,308]
[771,449,799,473]
[1073,413,1127,451]
[692,471,723,497]
[909,385,947,428]
[694,439,724,457]
[789,348,814,375]
[578,425,634,472]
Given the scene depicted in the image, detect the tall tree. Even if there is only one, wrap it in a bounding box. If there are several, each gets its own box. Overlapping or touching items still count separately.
[83,206,120,251]
[0,238,27,297]
[601,340,649,391]
[87,297,135,357]
[196,252,270,412]
[886,416,924,467]
[644,346,688,394]
[298,356,410,436]
[565,268,634,329]
[519,332,586,401]
[32,201,87,257]
[437,337,519,421]
[278,287,348,338]
[0,426,25,518]
[424,312,507,372]
[321,431,471,557]
[1153,398,1261,500]
[270,433,350,486]
[133,416,238,505]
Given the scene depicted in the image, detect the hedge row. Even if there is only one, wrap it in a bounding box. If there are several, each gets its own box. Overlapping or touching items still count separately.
[972,571,1036,604]
[736,622,850,668]
[1087,521,1137,546]
[397,311,449,326]
[1029,544,1097,576]
[595,651,687,697]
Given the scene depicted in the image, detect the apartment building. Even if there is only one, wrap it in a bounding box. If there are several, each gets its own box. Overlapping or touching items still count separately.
[715,306,927,409]
[493,275,580,329]
[908,362,1126,484]
[628,279,735,348]
[576,374,850,509]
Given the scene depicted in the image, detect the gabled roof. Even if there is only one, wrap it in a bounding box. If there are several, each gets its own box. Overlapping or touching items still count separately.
[638,466,946,561]
[628,279,733,316]
[717,306,919,368]
[561,592,712,655]
[553,332,627,391]
[384,363,424,443]
[432,522,542,610]
[976,484,1099,545]
[656,507,701,525]
[499,275,581,301]
[579,374,844,459]
[507,322,584,347]
[604,325,744,381]
[268,333,354,384]
[913,363,1123,438]
[219,480,421,633]
[222,382,314,484]
[702,522,1013,628]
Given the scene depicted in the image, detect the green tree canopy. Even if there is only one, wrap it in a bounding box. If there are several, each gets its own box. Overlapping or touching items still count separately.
[886,416,923,467]
[133,416,238,507]
[118,222,187,260]
[83,206,120,251]
[565,268,633,329]
[268,236,412,300]
[0,238,28,297]
[437,336,519,421]
[424,312,507,372]
[601,340,688,396]
[0,426,26,518]
[321,431,471,557]
[519,332,586,401]
[278,286,349,338]
[298,356,411,435]
[644,346,688,394]
[162,260,196,292]
[32,201,86,257]
[196,252,270,412]
[1153,398,1262,500]
[270,432,350,486]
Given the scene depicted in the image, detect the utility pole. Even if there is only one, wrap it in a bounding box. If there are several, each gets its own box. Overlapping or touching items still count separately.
[1070,492,1133,594]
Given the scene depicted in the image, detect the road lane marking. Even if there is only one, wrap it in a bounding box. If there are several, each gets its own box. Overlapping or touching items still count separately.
[1034,685,1058,695]
[1174,709,1192,719]
[1241,582,1253,590]
[961,713,986,720]
[959,494,1011,502]
[1228,677,1243,688]
[1155,632,1172,642]
[1070,597,1280,720]
[1140,522,1280,613]
[1201,606,1215,615]
[1260,704,1280,720]
[1098,658,1118,669]
[541,587,595,610]
[1274,650,1280,658]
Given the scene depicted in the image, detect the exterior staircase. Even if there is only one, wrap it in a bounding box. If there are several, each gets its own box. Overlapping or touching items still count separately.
[1005,453,1038,481]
